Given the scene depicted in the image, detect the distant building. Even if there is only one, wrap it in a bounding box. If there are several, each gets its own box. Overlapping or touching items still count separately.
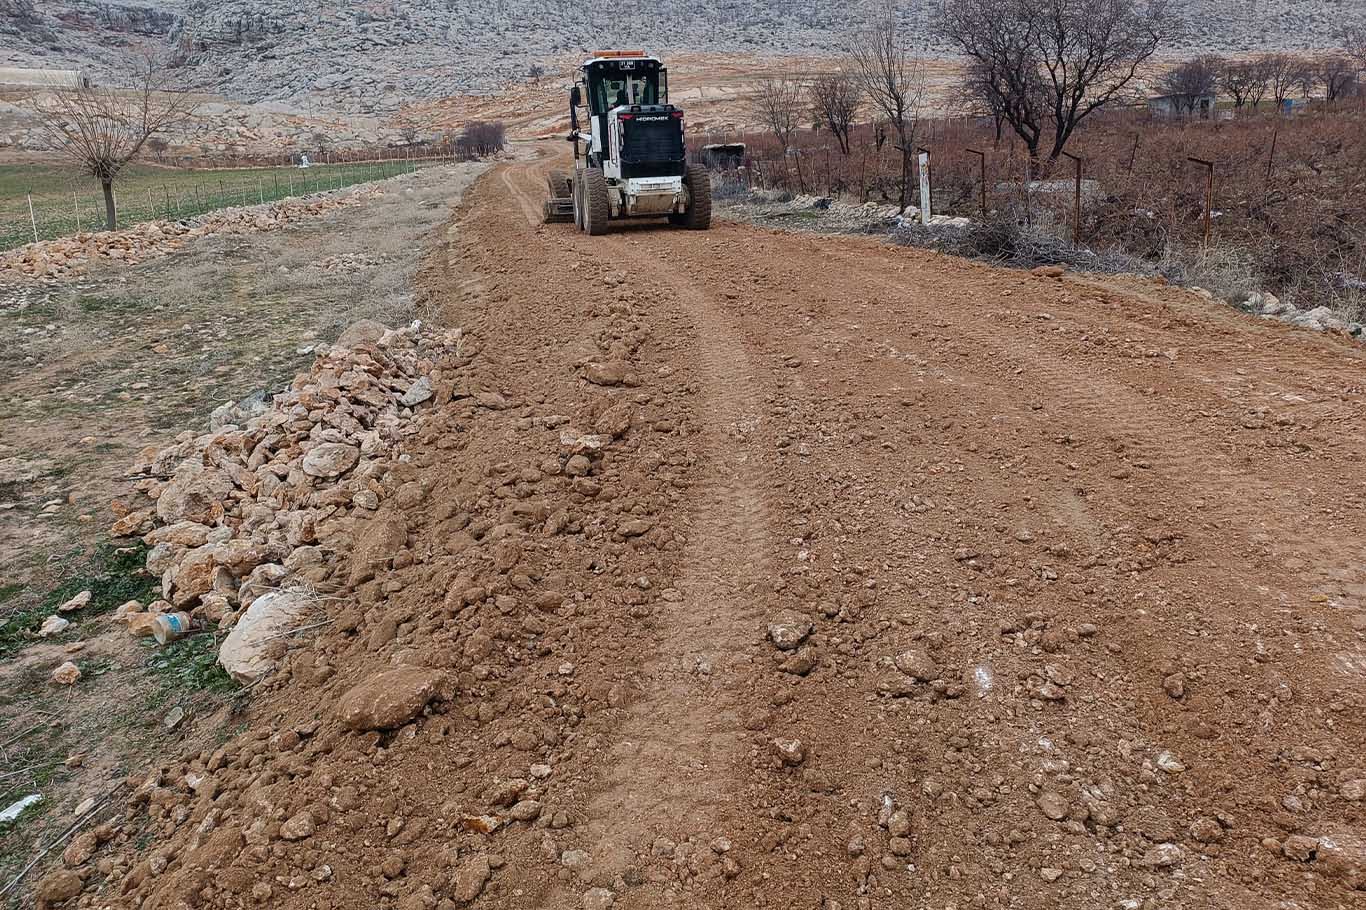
[1148,92,1217,119]
[0,67,90,91]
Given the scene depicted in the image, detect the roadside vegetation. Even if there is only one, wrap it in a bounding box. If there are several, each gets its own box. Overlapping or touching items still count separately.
[0,543,155,660]
[708,8,1366,321]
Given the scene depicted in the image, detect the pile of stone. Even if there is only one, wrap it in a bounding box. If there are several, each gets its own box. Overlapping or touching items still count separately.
[1240,291,1365,339]
[108,318,460,679]
[0,185,381,282]
[721,189,904,234]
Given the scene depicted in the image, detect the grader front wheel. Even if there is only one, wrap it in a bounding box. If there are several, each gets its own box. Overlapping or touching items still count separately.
[670,164,712,230]
[582,168,611,236]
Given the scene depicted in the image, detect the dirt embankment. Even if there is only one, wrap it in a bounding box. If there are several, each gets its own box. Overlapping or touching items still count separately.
[0,164,483,907]
[39,150,1366,910]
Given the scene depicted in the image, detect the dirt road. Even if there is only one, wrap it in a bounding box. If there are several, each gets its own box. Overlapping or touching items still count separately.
[115,154,1366,910]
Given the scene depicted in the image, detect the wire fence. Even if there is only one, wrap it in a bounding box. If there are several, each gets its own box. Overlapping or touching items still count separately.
[0,154,454,254]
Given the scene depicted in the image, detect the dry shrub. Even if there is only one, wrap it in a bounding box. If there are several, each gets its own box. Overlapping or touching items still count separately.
[892,211,1159,278]
[1158,244,1260,302]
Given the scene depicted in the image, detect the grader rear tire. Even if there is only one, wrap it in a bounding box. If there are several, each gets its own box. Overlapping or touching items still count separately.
[583,168,611,236]
[677,164,712,230]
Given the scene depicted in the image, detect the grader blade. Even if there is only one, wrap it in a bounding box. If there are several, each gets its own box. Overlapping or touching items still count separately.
[544,171,574,223]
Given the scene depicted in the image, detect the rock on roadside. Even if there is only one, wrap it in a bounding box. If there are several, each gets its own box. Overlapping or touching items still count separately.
[337,668,447,731]
[218,590,315,684]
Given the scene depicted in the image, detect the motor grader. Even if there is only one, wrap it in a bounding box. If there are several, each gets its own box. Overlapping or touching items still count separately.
[544,51,711,234]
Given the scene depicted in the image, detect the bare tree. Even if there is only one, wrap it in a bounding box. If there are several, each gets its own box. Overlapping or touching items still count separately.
[808,67,862,156]
[393,102,423,147]
[848,1,927,210]
[147,135,169,162]
[939,0,1169,174]
[34,56,196,231]
[1296,62,1319,100]
[748,73,806,153]
[1265,53,1306,108]
[1248,57,1274,109]
[1317,55,1357,103]
[958,60,1009,144]
[1223,58,1269,110]
[456,121,506,159]
[1156,56,1221,115]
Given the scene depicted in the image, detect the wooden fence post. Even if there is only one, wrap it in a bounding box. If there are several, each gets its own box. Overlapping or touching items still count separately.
[916,147,932,225]
[1188,157,1215,246]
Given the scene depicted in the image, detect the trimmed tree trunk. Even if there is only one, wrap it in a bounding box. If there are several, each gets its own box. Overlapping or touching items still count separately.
[101,180,116,231]
[898,148,910,212]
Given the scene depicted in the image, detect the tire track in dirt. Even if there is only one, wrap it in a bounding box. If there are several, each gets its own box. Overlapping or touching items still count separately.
[821,247,1366,586]
[715,232,1366,695]
[635,220,1366,906]
[501,163,545,228]
[544,206,778,896]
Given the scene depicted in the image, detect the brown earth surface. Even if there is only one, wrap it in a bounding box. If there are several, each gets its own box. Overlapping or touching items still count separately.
[83,149,1366,910]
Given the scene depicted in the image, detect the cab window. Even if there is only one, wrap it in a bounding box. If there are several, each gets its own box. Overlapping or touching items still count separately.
[590,70,660,113]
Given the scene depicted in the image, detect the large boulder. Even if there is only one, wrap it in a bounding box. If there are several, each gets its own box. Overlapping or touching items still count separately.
[146,521,214,548]
[301,443,360,479]
[1319,829,1366,890]
[156,460,233,525]
[218,591,314,683]
[238,563,289,609]
[337,668,446,731]
[35,868,82,905]
[167,547,217,607]
[211,538,281,578]
[335,319,390,351]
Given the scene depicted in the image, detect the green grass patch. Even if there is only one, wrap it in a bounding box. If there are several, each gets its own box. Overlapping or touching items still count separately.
[76,293,143,314]
[0,602,48,661]
[0,159,422,252]
[39,543,157,617]
[0,718,65,807]
[0,542,156,659]
[76,656,115,680]
[144,634,239,705]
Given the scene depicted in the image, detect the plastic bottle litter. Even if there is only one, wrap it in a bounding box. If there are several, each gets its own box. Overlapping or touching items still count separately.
[0,794,43,824]
[151,612,194,646]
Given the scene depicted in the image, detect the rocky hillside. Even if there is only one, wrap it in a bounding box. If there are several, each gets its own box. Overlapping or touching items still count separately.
[2,0,1362,115]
